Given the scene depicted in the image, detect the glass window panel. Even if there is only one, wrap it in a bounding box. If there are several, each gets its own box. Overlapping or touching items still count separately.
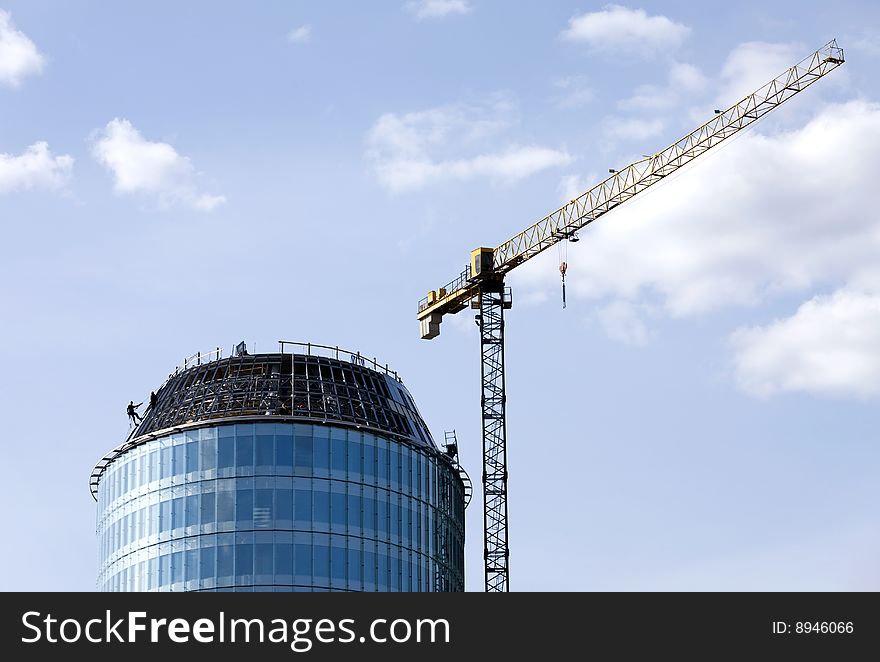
[148,450,159,484]
[363,492,375,535]
[160,446,172,479]
[378,549,389,589]
[185,441,199,474]
[331,438,346,474]
[201,437,216,472]
[401,447,411,492]
[377,443,388,485]
[391,450,400,489]
[236,488,254,525]
[200,547,215,580]
[276,488,292,523]
[148,503,158,537]
[294,544,311,576]
[217,490,234,525]
[331,546,346,581]
[149,556,158,591]
[218,437,235,470]
[160,554,171,588]
[235,435,254,468]
[160,500,171,533]
[255,543,273,576]
[235,544,253,578]
[377,493,388,538]
[347,546,362,589]
[185,494,199,528]
[255,489,273,529]
[314,489,330,524]
[275,544,293,577]
[391,550,400,592]
[253,423,274,437]
[313,437,329,476]
[217,545,234,579]
[201,492,216,526]
[173,445,185,477]
[294,436,313,474]
[255,435,274,467]
[276,435,294,469]
[347,493,360,533]
[185,549,199,583]
[363,548,375,590]
[314,545,330,579]
[400,501,408,547]
[172,497,184,530]
[331,493,346,528]
[295,489,312,524]
[172,551,184,584]
[347,438,361,478]
[363,440,375,483]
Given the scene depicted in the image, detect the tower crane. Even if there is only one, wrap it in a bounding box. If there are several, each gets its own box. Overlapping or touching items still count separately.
[416,40,845,592]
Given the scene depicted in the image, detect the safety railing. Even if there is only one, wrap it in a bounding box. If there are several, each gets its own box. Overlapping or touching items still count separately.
[180,347,223,372]
[278,341,401,382]
[418,264,472,313]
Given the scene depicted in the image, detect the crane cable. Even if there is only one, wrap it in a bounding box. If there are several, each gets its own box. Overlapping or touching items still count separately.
[549,101,781,314]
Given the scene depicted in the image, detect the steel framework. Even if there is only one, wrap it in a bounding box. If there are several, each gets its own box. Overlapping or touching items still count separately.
[416,40,844,592]
[479,283,511,591]
[91,346,440,501]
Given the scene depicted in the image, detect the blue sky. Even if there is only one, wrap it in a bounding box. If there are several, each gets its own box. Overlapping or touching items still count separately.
[1,1,879,591]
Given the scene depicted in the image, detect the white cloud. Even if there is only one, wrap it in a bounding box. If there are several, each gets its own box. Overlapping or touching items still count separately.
[597,301,650,346]
[669,62,708,94]
[0,9,46,87]
[287,25,311,43]
[732,289,880,398]
[620,62,707,111]
[512,99,880,385]
[604,116,665,141]
[849,33,880,57]
[618,85,676,112]
[0,142,73,194]
[405,0,471,20]
[552,75,594,109]
[557,174,590,202]
[367,102,571,192]
[717,42,801,106]
[561,5,689,55]
[91,119,226,211]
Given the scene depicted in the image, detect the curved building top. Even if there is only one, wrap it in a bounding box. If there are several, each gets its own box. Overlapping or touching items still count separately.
[90,341,438,499]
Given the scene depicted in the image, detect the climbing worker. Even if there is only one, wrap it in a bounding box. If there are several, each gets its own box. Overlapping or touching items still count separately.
[149,391,158,410]
[127,400,143,426]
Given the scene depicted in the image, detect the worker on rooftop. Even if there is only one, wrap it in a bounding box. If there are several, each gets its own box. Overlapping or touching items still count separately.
[127,400,143,427]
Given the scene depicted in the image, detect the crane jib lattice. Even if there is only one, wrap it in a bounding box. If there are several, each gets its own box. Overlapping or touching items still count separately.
[416,40,844,592]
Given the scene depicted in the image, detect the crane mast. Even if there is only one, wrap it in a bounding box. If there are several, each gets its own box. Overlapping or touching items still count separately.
[417,40,844,592]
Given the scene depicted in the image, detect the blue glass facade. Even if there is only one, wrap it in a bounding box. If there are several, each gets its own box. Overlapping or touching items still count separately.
[95,422,465,591]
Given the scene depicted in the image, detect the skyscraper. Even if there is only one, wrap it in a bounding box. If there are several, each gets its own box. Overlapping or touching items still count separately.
[90,342,467,591]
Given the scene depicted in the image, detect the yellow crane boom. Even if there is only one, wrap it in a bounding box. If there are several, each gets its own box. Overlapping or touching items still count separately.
[418,39,845,339]
[417,40,844,593]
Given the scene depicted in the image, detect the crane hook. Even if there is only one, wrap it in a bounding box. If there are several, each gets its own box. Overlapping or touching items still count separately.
[559,261,567,309]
